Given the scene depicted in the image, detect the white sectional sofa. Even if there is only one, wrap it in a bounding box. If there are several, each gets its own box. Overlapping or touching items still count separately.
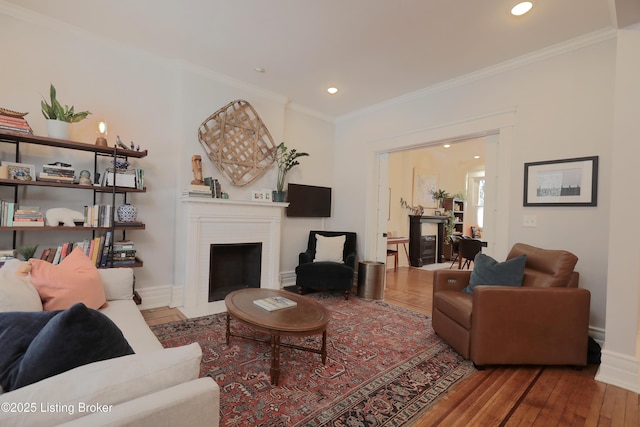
[0,264,220,427]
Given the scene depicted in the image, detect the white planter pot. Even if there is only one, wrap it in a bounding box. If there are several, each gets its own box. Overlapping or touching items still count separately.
[46,119,70,140]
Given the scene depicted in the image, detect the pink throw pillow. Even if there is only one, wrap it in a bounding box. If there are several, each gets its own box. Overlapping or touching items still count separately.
[29,247,106,311]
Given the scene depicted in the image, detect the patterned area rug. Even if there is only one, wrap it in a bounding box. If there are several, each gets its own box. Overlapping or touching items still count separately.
[151,293,475,426]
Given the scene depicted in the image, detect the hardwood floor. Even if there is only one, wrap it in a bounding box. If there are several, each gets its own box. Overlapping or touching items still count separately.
[143,267,639,426]
[384,267,639,427]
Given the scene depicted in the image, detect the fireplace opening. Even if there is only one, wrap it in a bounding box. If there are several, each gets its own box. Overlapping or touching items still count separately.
[208,243,262,302]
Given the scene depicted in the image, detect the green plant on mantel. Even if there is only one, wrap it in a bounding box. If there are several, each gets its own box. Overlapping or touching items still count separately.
[41,84,91,123]
[429,188,449,208]
[275,142,309,192]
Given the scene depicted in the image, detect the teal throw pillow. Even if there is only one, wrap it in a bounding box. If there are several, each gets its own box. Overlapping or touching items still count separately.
[462,253,527,294]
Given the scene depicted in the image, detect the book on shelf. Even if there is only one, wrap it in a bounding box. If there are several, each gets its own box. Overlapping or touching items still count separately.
[0,115,33,134]
[112,240,135,251]
[252,296,298,311]
[0,201,15,226]
[98,230,113,267]
[188,184,212,195]
[0,249,17,257]
[83,204,113,228]
[42,165,75,176]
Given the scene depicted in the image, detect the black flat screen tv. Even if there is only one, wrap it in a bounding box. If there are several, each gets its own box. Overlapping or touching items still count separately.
[286,183,332,217]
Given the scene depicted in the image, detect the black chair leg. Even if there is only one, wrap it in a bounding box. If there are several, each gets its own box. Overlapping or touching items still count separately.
[344,290,349,300]
[449,255,458,269]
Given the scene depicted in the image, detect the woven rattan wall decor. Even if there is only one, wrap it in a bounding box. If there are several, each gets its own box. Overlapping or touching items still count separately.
[197,100,277,187]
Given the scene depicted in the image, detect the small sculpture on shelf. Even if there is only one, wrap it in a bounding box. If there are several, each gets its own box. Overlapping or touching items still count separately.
[45,208,83,227]
[191,155,204,185]
[78,170,91,186]
[116,136,128,150]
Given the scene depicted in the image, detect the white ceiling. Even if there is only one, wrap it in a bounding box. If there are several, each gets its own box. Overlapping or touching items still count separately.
[5,0,635,120]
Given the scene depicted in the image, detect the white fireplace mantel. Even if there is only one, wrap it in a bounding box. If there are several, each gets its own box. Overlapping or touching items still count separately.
[174,196,288,318]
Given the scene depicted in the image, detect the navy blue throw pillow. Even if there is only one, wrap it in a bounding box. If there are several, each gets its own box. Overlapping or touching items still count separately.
[1,303,134,391]
[462,253,527,294]
[0,310,59,392]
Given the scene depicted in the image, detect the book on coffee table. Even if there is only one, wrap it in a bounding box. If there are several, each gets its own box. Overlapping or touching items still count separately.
[253,296,298,311]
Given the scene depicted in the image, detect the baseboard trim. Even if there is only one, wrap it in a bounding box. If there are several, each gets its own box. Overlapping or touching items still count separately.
[280,270,296,288]
[136,285,172,310]
[595,349,640,393]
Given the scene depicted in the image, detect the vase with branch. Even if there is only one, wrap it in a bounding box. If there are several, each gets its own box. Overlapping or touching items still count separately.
[400,198,424,216]
[273,142,309,202]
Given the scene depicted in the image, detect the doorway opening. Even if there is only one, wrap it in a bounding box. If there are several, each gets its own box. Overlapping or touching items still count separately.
[385,137,487,268]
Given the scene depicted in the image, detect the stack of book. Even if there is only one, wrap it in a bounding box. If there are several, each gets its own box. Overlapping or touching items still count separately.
[106,240,137,266]
[187,184,212,197]
[0,249,17,267]
[13,205,45,227]
[38,163,75,183]
[0,109,33,134]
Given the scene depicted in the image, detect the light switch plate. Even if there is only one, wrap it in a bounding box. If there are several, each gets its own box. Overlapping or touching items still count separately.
[523,215,537,227]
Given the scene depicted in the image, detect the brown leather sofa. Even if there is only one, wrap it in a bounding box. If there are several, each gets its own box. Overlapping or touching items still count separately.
[432,243,591,367]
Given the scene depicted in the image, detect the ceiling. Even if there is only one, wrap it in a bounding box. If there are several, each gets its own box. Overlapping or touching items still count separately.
[4,0,635,120]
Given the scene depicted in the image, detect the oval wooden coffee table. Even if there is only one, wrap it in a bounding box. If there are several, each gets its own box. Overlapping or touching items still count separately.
[225,288,330,385]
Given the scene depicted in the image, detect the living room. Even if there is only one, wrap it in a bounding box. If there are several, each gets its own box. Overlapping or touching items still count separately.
[0,0,639,412]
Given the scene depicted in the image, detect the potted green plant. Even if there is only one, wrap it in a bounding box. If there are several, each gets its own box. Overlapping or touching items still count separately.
[17,245,38,261]
[273,142,309,202]
[41,84,91,139]
[429,188,449,208]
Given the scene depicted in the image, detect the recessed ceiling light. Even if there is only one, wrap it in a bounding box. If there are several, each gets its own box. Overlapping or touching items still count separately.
[474,155,481,159]
[511,2,533,16]
[254,66,265,73]
[443,144,451,148]
[327,87,338,95]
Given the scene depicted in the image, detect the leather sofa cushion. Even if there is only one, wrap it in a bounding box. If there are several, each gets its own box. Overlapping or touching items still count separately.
[507,243,578,287]
[433,290,472,329]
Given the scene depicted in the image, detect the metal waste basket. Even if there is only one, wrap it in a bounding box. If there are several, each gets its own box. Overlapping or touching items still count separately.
[357,261,385,300]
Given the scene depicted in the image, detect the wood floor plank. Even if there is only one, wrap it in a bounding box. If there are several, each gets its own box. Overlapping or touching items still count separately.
[624,389,639,426]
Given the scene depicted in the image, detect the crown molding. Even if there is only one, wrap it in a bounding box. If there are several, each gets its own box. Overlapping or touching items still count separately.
[338,27,618,124]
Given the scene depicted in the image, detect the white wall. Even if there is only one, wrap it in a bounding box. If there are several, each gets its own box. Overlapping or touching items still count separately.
[0,7,333,302]
[596,26,640,393]
[335,33,614,336]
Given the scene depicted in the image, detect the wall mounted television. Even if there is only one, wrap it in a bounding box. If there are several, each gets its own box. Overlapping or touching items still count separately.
[286,183,332,217]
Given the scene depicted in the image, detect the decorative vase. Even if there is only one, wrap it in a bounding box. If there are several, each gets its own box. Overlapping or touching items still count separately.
[117,203,138,222]
[46,119,70,140]
[272,191,287,202]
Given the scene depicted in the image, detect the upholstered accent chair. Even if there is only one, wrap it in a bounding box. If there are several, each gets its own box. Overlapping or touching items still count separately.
[432,243,591,367]
[295,231,357,300]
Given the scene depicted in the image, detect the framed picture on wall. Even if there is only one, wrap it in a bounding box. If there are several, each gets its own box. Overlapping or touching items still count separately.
[412,168,438,208]
[523,156,598,206]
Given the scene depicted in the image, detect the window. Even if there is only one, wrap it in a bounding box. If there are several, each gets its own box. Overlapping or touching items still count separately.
[467,172,485,229]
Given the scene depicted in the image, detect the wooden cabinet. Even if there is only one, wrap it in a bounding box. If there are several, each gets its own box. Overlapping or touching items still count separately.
[0,130,147,268]
[443,197,464,236]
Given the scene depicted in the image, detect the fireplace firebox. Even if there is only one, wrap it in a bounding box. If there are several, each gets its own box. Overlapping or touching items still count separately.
[208,243,262,302]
